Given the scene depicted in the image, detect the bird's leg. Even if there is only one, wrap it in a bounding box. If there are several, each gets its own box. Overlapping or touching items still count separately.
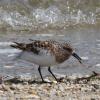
[38,66,45,82]
[48,66,59,82]
[38,66,53,83]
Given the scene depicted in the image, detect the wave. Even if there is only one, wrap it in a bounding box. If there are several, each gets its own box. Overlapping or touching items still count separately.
[0,0,100,31]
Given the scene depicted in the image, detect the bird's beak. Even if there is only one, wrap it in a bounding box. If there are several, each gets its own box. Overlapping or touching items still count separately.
[72,53,82,64]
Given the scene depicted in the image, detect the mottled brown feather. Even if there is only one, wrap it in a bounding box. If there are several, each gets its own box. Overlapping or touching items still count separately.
[11,40,74,63]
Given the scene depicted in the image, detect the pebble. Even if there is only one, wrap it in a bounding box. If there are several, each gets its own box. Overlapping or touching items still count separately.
[0,74,99,100]
[91,98,96,100]
[2,84,11,91]
[50,88,57,96]
[23,82,29,85]
[92,84,99,89]
[52,80,57,84]
[10,84,17,90]
[44,78,51,83]
[58,84,64,92]
[0,90,3,93]
[28,89,37,95]
[16,84,24,90]
[26,94,40,99]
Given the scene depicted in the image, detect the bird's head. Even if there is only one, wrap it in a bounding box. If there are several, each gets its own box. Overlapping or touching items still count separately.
[63,44,82,64]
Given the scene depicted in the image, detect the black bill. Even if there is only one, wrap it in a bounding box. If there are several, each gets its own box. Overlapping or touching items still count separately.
[72,53,82,64]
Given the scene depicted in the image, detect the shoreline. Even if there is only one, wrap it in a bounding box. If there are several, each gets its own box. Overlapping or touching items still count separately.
[0,72,100,100]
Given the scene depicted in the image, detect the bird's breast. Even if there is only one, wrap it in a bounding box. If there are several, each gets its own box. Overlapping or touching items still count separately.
[55,51,71,63]
[19,51,57,66]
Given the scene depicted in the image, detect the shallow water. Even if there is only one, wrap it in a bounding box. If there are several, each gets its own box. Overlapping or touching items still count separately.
[0,27,100,79]
[0,0,100,79]
[0,0,100,31]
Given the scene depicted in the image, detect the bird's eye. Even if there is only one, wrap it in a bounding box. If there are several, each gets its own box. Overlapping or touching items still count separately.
[63,47,72,52]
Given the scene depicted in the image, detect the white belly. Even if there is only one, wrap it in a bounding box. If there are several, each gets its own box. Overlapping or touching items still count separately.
[18,51,57,66]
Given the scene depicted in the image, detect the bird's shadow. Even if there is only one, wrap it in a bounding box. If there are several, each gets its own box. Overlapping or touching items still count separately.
[3,71,99,85]
[4,78,53,85]
[4,77,64,85]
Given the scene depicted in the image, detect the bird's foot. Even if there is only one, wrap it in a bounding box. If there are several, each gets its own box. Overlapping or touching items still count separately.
[55,77,64,83]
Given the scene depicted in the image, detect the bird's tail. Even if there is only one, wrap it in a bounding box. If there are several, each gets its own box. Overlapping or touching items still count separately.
[10,42,25,50]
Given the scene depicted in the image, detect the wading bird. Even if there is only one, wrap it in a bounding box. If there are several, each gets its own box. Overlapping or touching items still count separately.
[11,40,82,83]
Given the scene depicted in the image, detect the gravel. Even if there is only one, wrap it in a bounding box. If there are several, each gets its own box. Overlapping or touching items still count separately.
[0,74,100,100]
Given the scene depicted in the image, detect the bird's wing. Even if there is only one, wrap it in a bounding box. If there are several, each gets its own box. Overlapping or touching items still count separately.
[10,40,55,56]
[10,40,73,56]
[10,42,40,55]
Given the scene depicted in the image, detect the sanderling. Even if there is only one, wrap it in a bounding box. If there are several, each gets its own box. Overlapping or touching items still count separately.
[10,39,82,82]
